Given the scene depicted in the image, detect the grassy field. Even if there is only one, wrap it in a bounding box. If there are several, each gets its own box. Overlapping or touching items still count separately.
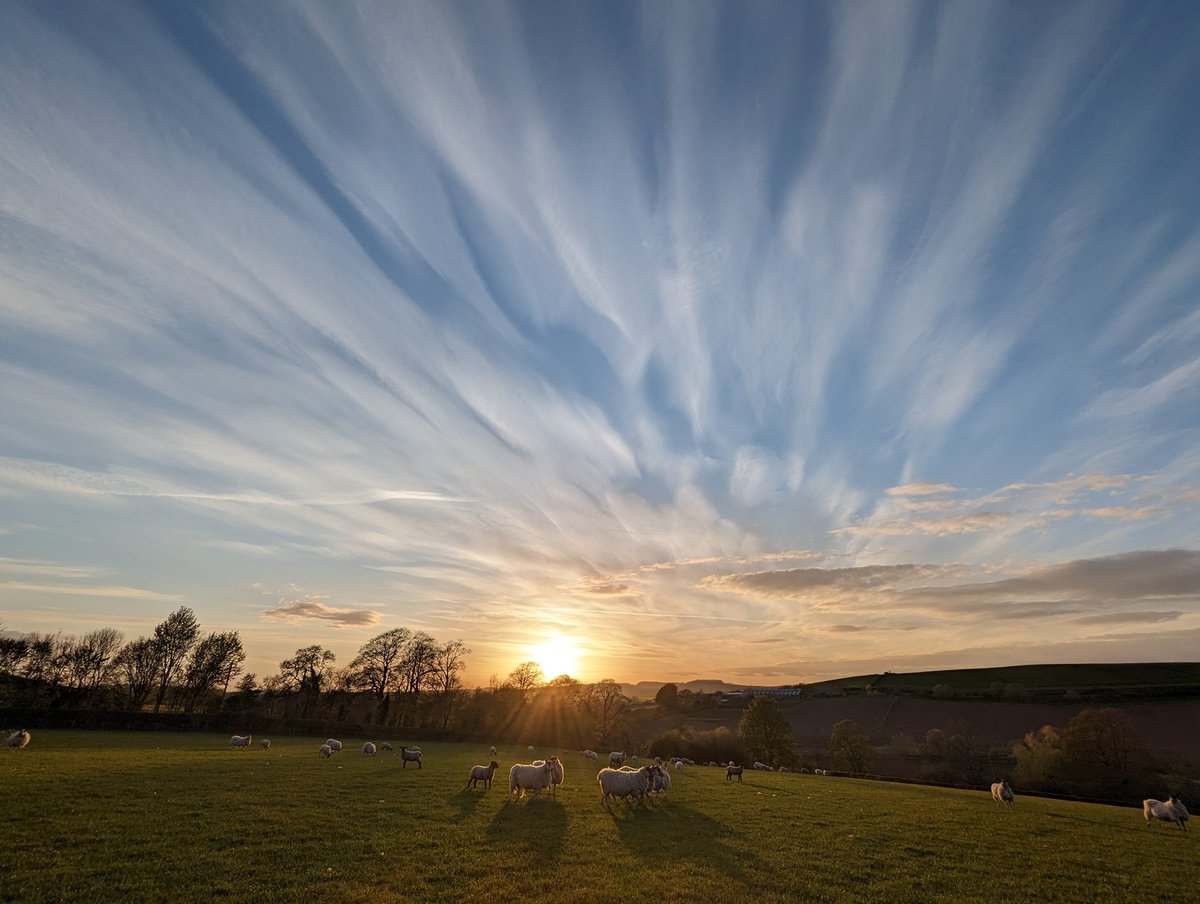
[812,662,1200,695]
[1,731,1192,903]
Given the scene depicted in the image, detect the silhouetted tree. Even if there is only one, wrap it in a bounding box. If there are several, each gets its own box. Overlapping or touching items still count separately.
[830,719,872,773]
[348,628,412,700]
[430,639,470,729]
[582,679,627,745]
[507,661,545,692]
[655,683,679,710]
[116,637,158,710]
[180,631,245,712]
[151,607,200,713]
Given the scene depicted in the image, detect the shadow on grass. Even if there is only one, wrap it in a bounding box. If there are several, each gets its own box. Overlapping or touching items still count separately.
[455,787,485,820]
[486,796,568,861]
[605,800,757,885]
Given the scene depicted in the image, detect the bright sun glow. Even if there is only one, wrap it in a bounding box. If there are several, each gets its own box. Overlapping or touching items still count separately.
[530,635,582,681]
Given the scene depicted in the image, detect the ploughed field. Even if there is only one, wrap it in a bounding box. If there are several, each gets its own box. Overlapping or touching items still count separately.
[1,731,1192,903]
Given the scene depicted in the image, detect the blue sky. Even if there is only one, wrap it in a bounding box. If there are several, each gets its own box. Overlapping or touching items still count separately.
[1,0,1198,686]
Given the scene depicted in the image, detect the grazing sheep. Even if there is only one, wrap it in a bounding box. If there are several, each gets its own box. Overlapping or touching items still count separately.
[609,750,626,767]
[582,749,598,761]
[381,742,393,752]
[649,764,671,801]
[726,763,744,782]
[229,734,252,750]
[528,745,535,753]
[319,744,333,758]
[399,745,422,768]
[1144,796,1189,830]
[363,742,377,757]
[324,738,343,754]
[799,767,811,774]
[490,745,497,756]
[991,780,1014,807]
[5,729,30,751]
[683,758,695,766]
[509,760,555,800]
[468,760,500,790]
[753,761,771,771]
[707,761,719,768]
[779,766,791,773]
[597,765,654,806]
[674,760,684,774]
[257,739,271,750]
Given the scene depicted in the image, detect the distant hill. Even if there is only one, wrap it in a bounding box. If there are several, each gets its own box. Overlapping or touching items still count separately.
[620,679,745,700]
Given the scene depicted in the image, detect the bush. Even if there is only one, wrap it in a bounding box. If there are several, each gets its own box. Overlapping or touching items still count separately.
[646,726,749,765]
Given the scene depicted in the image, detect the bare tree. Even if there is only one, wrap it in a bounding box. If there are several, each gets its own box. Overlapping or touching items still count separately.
[582,679,627,744]
[348,628,412,699]
[151,607,200,713]
[116,637,159,710]
[398,632,440,696]
[507,661,545,692]
[180,631,245,712]
[430,639,470,728]
[278,645,337,693]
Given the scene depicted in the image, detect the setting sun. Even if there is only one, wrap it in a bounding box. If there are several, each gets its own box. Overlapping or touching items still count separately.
[529,634,583,681]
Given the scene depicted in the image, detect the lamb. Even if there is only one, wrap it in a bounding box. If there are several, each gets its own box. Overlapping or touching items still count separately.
[319,744,333,758]
[674,760,684,773]
[258,739,271,750]
[229,734,252,750]
[400,745,422,768]
[509,760,555,800]
[381,742,393,752]
[609,750,626,767]
[363,742,377,756]
[991,780,1014,807]
[5,729,30,751]
[468,760,500,790]
[490,745,498,756]
[528,745,535,753]
[597,765,654,806]
[1144,796,1189,830]
[726,763,744,781]
[324,738,343,754]
[582,749,598,761]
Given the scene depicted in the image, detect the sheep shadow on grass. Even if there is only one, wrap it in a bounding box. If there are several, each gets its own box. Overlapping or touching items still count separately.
[607,801,757,887]
[486,798,568,862]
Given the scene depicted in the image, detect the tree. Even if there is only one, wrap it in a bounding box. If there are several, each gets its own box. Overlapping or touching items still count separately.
[180,631,245,712]
[582,679,627,744]
[151,606,200,713]
[430,640,470,729]
[348,628,412,700]
[829,719,872,773]
[278,645,337,694]
[398,632,440,696]
[738,696,795,767]
[507,661,545,692]
[1060,707,1154,797]
[116,637,158,710]
[655,683,679,710]
[61,628,123,692]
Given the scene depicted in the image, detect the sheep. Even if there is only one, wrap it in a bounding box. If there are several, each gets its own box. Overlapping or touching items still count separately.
[381,742,393,752]
[324,738,343,754]
[649,764,671,800]
[5,729,30,751]
[1144,796,1189,830]
[779,766,791,773]
[629,755,639,765]
[229,734,252,750]
[609,750,626,767]
[683,758,696,766]
[528,745,535,753]
[319,744,333,758]
[257,739,271,750]
[799,767,811,774]
[509,760,555,800]
[753,761,771,771]
[363,742,377,757]
[726,763,744,782]
[674,760,684,774]
[400,745,423,768]
[468,760,500,790]
[490,745,498,756]
[582,749,598,761]
[597,765,654,806]
[991,780,1014,807]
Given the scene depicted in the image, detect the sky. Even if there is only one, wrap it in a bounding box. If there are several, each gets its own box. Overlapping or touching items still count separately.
[1,1,1199,688]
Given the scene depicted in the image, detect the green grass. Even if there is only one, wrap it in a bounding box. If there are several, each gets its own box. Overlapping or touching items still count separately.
[1,731,1193,902]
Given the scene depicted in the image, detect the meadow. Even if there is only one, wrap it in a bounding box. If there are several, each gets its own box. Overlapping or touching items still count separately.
[1,731,1192,903]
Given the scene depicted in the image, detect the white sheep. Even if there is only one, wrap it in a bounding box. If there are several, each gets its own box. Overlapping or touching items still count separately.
[597,765,653,806]
[509,760,555,800]
[674,760,684,774]
[324,738,343,754]
[528,745,535,753]
[490,745,497,756]
[381,742,393,752]
[5,729,30,751]
[229,734,252,750]
[582,749,598,761]
[258,739,271,750]
[991,780,1014,807]
[547,755,564,796]
[726,763,744,782]
[649,764,671,799]
[753,761,771,771]
[399,745,422,768]
[468,760,500,789]
[319,744,333,758]
[609,750,626,767]
[1144,796,1189,830]
[363,742,377,757]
